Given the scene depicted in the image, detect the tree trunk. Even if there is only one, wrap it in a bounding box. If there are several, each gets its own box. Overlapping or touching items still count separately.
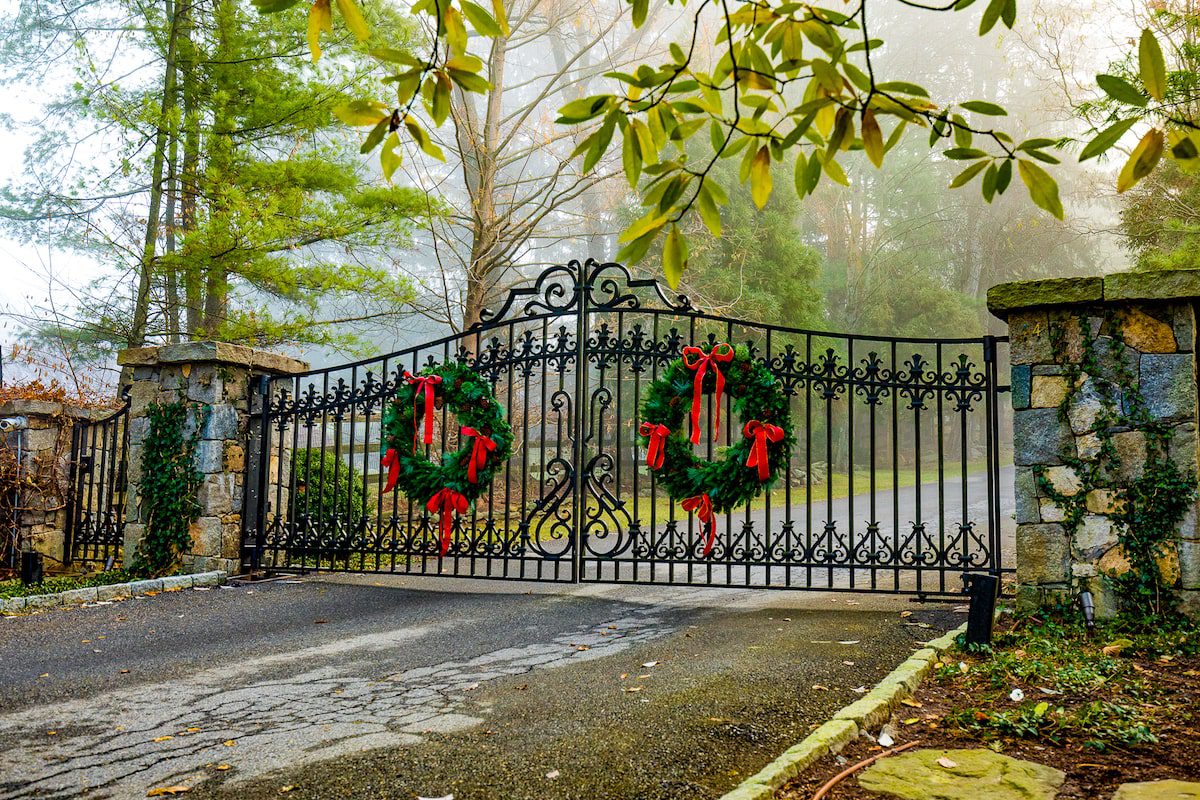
[129,0,181,347]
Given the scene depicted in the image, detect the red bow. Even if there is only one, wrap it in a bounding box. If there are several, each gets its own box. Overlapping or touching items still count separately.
[404,372,443,449]
[426,487,468,556]
[681,493,717,556]
[639,422,670,470]
[743,420,784,481]
[681,343,734,444]
[382,448,400,494]
[462,427,496,484]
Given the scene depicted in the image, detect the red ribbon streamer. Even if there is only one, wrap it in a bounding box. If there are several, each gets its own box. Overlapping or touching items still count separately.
[681,493,717,556]
[382,448,400,494]
[681,343,734,444]
[743,420,785,481]
[426,487,468,556]
[404,372,443,449]
[462,427,497,484]
[639,422,670,470]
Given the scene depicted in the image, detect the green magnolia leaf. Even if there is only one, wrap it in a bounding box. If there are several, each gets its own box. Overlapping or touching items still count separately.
[1096,74,1148,107]
[662,224,687,289]
[982,163,998,202]
[1138,29,1167,102]
[619,209,668,243]
[431,73,452,126]
[822,154,849,186]
[1117,127,1164,193]
[948,159,989,188]
[252,0,303,13]
[334,0,369,40]
[403,115,446,161]
[875,81,930,98]
[995,158,1012,193]
[750,146,772,208]
[556,96,610,124]
[491,0,510,35]
[380,132,402,182]
[960,100,1006,116]
[622,128,642,188]
[631,0,649,26]
[445,6,469,58]
[697,183,722,237]
[1018,159,1064,219]
[861,109,884,168]
[944,147,989,160]
[978,0,1006,35]
[461,0,503,36]
[334,99,389,126]
[360,117,389,154]
[447,68,491,93]
[307,0,332,62]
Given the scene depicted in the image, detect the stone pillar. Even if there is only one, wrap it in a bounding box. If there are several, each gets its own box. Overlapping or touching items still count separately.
[117,342,307,575]
[988,270,1200,618]
[0,399,106,566]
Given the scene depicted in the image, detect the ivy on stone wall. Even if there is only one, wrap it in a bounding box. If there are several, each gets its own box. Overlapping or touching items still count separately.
[1035,310,1196,618]
[129,402,208,577]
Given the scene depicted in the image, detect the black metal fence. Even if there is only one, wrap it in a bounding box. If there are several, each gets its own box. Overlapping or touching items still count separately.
[243,260,1012,597]
[65,400,131,565]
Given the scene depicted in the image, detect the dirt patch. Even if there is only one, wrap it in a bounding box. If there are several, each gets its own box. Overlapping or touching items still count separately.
[777,615,1200,799]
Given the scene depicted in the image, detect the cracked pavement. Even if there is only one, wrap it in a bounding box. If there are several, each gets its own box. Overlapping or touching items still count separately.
[0,576,963,799]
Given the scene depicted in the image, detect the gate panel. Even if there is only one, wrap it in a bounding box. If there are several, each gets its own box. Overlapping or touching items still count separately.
[242,260,1012,595]
[65,400,131,565]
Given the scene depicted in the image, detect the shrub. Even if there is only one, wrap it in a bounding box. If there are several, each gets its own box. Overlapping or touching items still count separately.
[290,449,365,524]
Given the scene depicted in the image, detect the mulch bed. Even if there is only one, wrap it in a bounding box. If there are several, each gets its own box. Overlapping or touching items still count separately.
[777,616,1200,799]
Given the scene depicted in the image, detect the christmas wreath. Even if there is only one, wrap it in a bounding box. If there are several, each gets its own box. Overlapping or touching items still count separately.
[638,343,793,556]
[380,362,513,556]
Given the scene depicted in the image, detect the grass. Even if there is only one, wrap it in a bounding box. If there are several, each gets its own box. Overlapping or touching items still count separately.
[937,611,1200,752]
[0,568,134,599]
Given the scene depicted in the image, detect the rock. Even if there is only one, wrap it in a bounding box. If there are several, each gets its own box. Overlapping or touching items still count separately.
[987,277,1103,319]
[1099,544,1132,575]
[1169,423,1198,470]
[1140,354,1195,422]
[1011,365,1031,410]
[1067,378,1109,436]
[1113,779,1200,799]
[1043,465,1083,495]
[1014,409,1076,466]
[1109,431,1148,482]
[1091,336,1140,386]
[1017,523,1070,584]
[1122,307,1178,353]
[858,748,1065,800]
[1086,489,1123,514]
[1014,468,1040,524]
[1007,311,1054,365]
[1039,498,1066,522]
[1077,432,1102,460]
[203,405,240,441]
[1106,268,1200,302]
[194,440,224,473]
[1030,376,1071,409]
[1075,515,1119,556]
[1181,538,1200,590]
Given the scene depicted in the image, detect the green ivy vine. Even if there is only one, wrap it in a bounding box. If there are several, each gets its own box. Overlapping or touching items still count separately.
[130,401,208,577]
[1034,310,1196,619]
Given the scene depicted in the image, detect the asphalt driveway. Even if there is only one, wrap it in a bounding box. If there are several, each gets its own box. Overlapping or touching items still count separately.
[0,577,963,800]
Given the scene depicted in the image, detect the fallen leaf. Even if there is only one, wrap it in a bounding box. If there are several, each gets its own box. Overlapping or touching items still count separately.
[223,740,237,747]
[901,699,922,708]
[147,787,190,797]
[152,736,174,743]
[214,765,231,772]
[313,619,329,625]
[46,731,57,736]
[119,669,131,674]
[902,717,920,725]
[463,683,480,691]
[811,684,829,691]
[279,786,296,793]
[623,686,643,693]
[576,645,591,651]
[38,673,48,678]
[900,611,913,618]
[185,727,201,733]
[642,661,659,667]
[937,756,958,769]
[545,770,560,780]
[842,660,856,666]
[851,686,867,693]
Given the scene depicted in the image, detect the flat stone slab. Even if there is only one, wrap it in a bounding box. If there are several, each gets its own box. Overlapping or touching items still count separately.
[1114,780,1200,799]
[857,748,1065,800]
[989,267,1200,319]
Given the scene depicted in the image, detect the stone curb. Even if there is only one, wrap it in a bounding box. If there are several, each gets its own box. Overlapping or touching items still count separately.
[718,622,968,800]
[0,570,228,616]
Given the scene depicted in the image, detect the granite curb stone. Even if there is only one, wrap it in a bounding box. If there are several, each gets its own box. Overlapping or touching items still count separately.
[1,570,227,615]
[717,622,968,800]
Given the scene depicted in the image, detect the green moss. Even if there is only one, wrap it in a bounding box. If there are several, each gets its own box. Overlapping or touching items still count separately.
[0,569,134,599]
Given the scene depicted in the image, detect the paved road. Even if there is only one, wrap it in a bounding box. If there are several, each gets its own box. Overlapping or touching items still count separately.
[0,577,963,800]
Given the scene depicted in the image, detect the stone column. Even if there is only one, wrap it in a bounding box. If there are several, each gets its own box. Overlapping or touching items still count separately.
[117,342,307,575]
[988,270,1200,618]
[0,399,107,566]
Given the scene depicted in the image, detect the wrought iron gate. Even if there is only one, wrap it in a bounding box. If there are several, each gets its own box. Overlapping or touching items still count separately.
[65,399,131,565]
[243,260,1012,596]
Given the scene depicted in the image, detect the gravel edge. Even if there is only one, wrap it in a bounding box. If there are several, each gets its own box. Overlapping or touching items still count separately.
[718,621,968,800]
[0,570,229,615]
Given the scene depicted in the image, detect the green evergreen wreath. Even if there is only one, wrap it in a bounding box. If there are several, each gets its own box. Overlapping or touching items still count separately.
[380,361,513,555]
[638,343,793,554]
